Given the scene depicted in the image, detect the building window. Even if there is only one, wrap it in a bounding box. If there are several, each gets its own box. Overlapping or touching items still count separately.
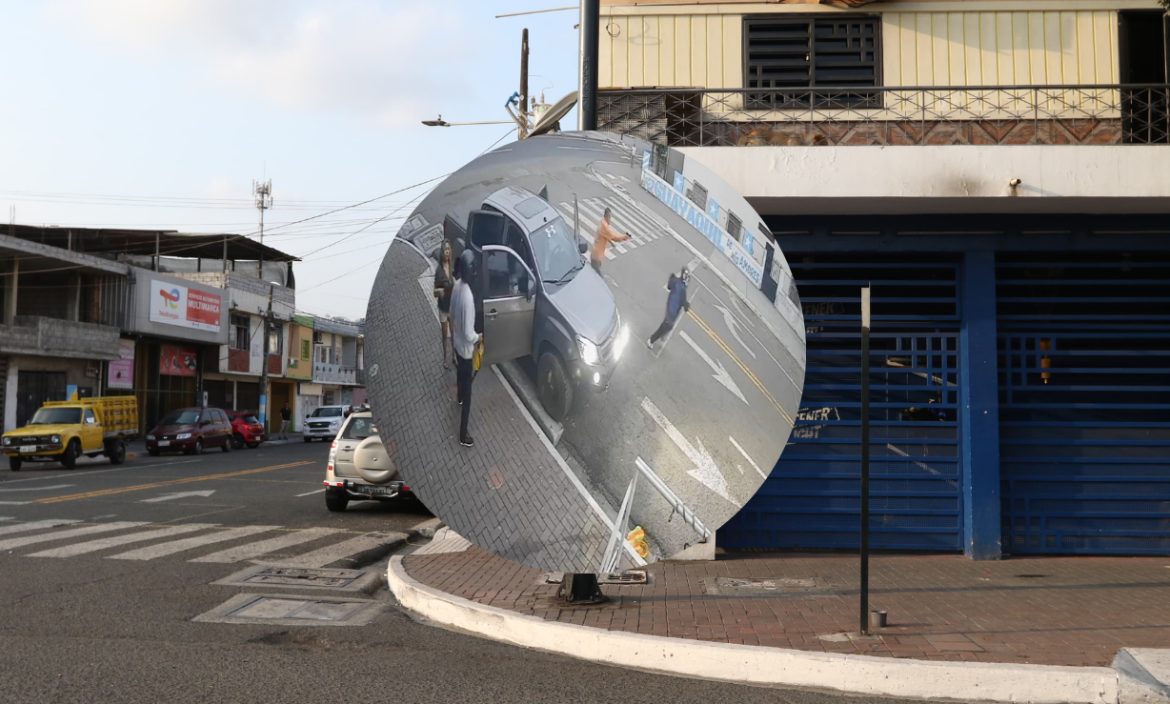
[726,213,743,242]
[268,323,283,356]
[231,314,249,351]
[744,15,881,105]
[300,339,311,360]
[687,182,708,211]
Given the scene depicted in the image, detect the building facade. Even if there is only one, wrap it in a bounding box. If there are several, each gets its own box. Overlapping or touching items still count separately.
[597,0,1170,557]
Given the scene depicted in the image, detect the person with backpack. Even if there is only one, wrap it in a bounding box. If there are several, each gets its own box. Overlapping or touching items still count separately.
[647,267,692,350]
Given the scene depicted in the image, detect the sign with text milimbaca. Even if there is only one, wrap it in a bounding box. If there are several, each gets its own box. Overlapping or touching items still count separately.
[149,279,222,333]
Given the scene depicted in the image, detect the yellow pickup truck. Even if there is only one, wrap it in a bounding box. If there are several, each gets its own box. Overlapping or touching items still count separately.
[2,396,139,471]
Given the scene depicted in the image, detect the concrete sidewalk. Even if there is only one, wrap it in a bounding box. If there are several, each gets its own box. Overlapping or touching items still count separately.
[391,535,1170,703]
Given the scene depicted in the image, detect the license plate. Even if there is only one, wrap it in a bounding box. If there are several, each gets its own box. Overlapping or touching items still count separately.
[158,440,170,447]
[19,445,36,453]
[353,485,392,496]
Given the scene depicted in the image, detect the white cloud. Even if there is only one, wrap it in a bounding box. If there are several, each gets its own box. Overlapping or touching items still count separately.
[47,0,476,128]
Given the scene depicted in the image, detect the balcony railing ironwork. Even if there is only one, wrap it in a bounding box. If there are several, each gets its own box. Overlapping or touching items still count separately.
[597,84,1170,147]
[312,362,359,385]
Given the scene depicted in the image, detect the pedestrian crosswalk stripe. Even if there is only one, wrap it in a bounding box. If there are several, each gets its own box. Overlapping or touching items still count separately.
[191,528,344,564]
[270,532,406,568]
[108,525,278,561]
[0,518,79,537]
[0,521,147,551]
[29,523,218,558]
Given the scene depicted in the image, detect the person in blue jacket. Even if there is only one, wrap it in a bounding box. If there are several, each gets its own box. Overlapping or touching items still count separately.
[647,267,691,350]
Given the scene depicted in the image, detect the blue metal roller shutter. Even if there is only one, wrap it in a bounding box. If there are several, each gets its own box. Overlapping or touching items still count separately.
[720,255,964,550]
[997,253,1170,555]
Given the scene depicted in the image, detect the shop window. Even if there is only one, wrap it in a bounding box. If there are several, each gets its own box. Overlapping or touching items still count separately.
[687,182,708,211]
[745,15,881,107]
[727,213,743,242]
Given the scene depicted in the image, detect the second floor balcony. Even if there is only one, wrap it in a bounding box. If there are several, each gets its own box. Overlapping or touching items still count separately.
[599,84,1170,147]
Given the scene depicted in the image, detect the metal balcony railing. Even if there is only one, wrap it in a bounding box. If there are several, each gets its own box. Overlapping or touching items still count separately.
[598,84,1170,147]
[312,362,358,385]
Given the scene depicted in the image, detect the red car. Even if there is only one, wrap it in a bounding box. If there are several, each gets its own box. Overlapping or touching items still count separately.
[225,410,266,449]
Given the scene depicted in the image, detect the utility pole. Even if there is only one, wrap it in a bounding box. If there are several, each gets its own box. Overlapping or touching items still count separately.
[258,285,274,432]
[519,28,529,140]
[253,179,273,281]
[578,0,600,131]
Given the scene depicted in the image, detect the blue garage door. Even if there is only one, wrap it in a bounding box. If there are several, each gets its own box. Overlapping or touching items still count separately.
[998,254,1170,554]
[720,257,964,550]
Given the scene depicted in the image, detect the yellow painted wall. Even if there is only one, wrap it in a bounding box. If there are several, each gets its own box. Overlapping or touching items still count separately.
[884,11,1118,86]
[599,11,1119,88]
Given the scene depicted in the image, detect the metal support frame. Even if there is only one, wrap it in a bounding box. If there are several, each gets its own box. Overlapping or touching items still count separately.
[859,286,871,634]
[960,251,1002,560]
[578,0,599,131]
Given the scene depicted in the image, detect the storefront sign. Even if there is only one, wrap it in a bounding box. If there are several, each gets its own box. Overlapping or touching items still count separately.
[149,280,222,332]
[640,169,764,287]
[160,344,198,377]
[108,339,136,389]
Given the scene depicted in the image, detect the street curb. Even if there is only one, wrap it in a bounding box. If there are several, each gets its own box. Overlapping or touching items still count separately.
[1114,650,1170,704]
[496,360,563,446]
[387,555,1120,704]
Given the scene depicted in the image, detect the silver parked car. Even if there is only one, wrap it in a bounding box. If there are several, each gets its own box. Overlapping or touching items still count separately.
[303,405,350,442]
[322,408,410,512]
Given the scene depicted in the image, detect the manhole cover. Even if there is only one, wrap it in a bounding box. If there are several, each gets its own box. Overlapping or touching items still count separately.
[194,593,386,626]
[212,565,380,593]
[703,576,830,597]
[717,576,817,590]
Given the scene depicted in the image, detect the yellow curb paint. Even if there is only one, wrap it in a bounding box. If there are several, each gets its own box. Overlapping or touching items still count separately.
[31,461,315,505]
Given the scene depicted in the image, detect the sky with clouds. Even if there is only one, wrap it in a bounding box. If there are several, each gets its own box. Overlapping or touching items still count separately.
[2,1,581,319]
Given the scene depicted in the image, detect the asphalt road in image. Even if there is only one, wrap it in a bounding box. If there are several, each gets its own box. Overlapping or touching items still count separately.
[0,444,948,704]
[403,132,805,560]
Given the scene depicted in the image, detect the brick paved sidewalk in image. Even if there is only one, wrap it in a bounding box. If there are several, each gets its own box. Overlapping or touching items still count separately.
[403,545,1170,667]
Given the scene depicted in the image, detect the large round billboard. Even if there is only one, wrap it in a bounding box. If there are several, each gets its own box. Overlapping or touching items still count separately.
[365,130,805,573]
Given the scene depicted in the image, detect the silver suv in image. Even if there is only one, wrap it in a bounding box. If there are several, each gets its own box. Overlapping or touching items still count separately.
[322,407,410,512]
[303,405,350,442]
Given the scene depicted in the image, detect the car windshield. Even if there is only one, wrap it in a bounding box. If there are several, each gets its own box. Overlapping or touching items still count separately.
[158,410,201,426]
[28,407,81,425]
[341,417,377,440]
[530,217,581,284]
[241,415,260,424]
[311,407,343,417]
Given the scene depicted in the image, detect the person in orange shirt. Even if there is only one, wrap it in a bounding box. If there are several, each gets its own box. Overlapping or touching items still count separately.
[590,207,631,273]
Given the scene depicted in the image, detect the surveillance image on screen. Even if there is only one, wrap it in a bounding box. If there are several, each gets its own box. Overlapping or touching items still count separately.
[365,130,805,573]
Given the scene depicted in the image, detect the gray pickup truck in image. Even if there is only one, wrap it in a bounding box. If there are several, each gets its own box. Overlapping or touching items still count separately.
[444,186,631,421]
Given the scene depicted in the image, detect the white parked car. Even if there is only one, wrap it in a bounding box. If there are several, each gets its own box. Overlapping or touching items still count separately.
[323,408,412,512]
[302,405,350,442]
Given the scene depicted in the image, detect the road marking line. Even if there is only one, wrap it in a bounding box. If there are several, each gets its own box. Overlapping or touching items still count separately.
[689,310,794,426]
[295,488,326,497]
[272,532,406,568]
[29,524,218,558]
[108,525,279,561]
[30,461,315,504]
[730,436,768,481]
[0,459,202,487]
[0,484,74,493]
[0,519,81,536]
[0,522,147,551]
[191,528,344,563]
[0,501,27,505]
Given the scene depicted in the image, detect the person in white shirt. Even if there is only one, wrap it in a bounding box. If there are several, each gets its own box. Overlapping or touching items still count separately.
[450,250,481,447]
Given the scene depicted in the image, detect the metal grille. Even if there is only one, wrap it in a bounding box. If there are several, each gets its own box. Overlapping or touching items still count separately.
[998,254,1170,555]
[745,16,880,92]
[720,257,963,550]
[597,85,1170,146]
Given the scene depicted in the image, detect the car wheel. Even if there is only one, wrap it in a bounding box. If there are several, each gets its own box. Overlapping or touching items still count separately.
[148,449,160,457]
[246,442,259,449]
[537,350,574,423]
[60,439,80,470]
[192,438,203,456]
[106,440,126,465]
[325,490,349,513]
[231,434,244,450]
[8,457,21,472]
[221,438,232,453]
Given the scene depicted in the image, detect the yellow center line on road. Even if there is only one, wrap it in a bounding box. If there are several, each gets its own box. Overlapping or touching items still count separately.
[30,461,316,505]
[688,310,795,427]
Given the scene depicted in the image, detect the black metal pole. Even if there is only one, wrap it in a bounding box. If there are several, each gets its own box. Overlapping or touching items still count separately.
[519,28,529,140]
[860,286,871,635]
[579,0,599,131]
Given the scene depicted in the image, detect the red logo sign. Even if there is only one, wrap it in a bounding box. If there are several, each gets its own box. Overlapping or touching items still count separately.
[186,289,221,328]
[160,345,198,377]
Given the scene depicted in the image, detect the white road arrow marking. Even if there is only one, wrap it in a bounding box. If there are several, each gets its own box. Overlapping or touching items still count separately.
[140,490,216,503]
[640,398,740,508]
[678,331,749,406]
[712,303,757,359]
[730,436,768,481]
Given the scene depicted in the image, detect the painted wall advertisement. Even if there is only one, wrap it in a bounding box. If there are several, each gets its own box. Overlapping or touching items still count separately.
[149,279,222,332]
[160,344,198,377]
[108,339,136,389]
